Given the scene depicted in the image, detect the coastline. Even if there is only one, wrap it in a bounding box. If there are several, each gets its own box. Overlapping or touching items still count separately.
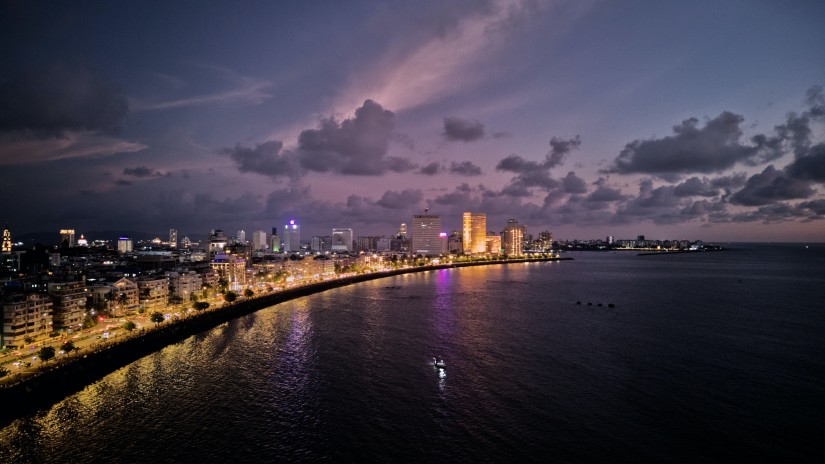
[0,256,569,425]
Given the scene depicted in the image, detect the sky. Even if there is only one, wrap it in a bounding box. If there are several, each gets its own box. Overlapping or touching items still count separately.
[2,0,824,243]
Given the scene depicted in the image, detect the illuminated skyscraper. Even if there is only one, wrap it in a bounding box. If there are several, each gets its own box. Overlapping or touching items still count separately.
[462,212,487,254]
[59,229,75,248]
[236,230,246,244]
[502,219,524,256]
[411,214,441,256]
[1,226,11,253]
[169,229,178,248]
[117,237,133,254]
[397,223,408,239]
[284,220,301,253]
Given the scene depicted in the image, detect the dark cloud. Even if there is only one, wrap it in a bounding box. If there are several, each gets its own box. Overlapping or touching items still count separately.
[496,154,541,173]
[115,179,132,186]
[442,117,485,142]
[0,65,129,136]
[805,85,825,119]
[673,177,720,197]
[221,140,303,179]
[730,202,809,223]
[418,161,442,176]
[492,131,512,139]
[785,143,825,182]
[385,156,417,173]
[449,160,482,176]
[800,199,825,217]
[297,99,397,175]
[123,166,161,178]
[547,136,581,168]
[610,112,763,175]
[586,186,625,203]
[376,189,423,209]
[729,165,815,206]
[561,171,587,194]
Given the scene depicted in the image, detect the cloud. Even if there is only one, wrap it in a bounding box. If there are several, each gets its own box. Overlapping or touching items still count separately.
[561,171,587,194]
[377,188,423,209]
[0,132,147,165]
[221,140,303,180]
[496,154,542,174]
[0,65,129,136]
[442,116,485,142]
[123,166,163,178]
[729,165,816,206]
[296,100,398,175]
[785,143,825,183]
[492,131,512,139]
[449,160,482,176]
[131,65,273,111]
[611,112,763,175]
[418,161,442,176]
[673,177,721,197]
[730,202,810,224]
[547,136,581,168]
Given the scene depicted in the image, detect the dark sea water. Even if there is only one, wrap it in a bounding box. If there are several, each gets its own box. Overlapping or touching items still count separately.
[2,243,825,463]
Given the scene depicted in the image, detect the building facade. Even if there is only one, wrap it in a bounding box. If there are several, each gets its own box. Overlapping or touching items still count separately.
[331,228,353,252]
[411,214,442,256]
[502,219,524,256]
[462,212,487,254]
[1,293,53,348]
[48,280,86,331]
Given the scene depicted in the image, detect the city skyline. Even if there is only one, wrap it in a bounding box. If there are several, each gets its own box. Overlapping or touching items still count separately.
[2,1,824,241]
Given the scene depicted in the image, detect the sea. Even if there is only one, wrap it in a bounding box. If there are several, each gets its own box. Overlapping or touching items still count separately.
[2,243,824,463]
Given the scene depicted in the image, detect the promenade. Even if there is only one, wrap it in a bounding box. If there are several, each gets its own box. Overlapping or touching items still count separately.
[0,255,568,423]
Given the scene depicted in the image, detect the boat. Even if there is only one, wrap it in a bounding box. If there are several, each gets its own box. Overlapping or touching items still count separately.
[433,357,446,369]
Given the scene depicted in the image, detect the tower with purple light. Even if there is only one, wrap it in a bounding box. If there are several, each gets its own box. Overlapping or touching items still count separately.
[284,220,301,253]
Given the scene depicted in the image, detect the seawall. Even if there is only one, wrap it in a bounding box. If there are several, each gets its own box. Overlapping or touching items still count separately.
[0,257,569,424]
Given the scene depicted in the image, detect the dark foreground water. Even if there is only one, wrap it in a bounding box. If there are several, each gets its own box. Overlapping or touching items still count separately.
[2,244,825,463]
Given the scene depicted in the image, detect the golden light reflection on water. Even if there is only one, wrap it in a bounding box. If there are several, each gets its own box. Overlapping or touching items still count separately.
[0,302,311,462]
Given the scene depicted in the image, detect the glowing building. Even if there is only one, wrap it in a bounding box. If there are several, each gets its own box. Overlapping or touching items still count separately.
[462,212,487,254]
[252,230,267,251]
[1,226,11,253]
[169,229,178,248]
[117,237,133,254]
[284,220,301,253]
[59,229,75,248]
[502,219,524,256]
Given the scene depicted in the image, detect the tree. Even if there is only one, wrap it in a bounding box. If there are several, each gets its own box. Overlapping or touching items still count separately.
[24,336,33,345]
[123,321,136,332]
[38,346,56,362]
[190,293,199,303]
[243,288,254,298]
[60,341,75,353]
[0,366,8,378]
[193,301,209,311]
[150,311,165,326]
[224,291,237,303]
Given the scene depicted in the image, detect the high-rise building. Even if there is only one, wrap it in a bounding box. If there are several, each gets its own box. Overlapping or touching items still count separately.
[502,219,524,256]
[117,236,133,254]
[284,220,301,253]
[208,229,228,258]
[182,236,192,248]
[169,229,178,248]
[411,214,441,256]
[252,230,267,251]
[59,229,75,248]
[332,228,353,252]
[236,230,246,244]
[1,226,11,253]
[485,235,501,254]
[397,223,408,239]
[462,212,487,254]
[311,236,331,252]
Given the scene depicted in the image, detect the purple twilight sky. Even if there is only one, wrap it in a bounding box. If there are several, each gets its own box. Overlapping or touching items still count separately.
[1,0,824,242]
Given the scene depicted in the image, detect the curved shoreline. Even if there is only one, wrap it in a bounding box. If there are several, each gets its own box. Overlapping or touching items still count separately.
[0,257,569,424]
